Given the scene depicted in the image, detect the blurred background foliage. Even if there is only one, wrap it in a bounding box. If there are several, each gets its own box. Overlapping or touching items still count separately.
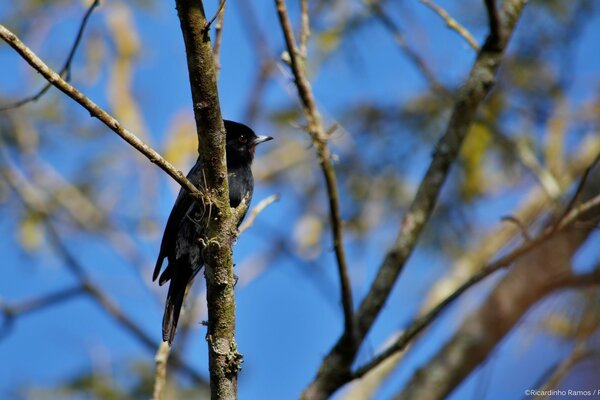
[1,0,599,399]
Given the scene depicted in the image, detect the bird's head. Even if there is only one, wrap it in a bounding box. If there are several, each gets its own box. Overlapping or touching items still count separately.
[225,120,273,165]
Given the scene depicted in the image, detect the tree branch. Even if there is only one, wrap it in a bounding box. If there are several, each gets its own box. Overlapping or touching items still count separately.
[152,341,171,400]
[174,1,241,398]
[212,0,227,73]
[368,0,448,95]
[275,0,355,352]
[419,0,479,51]
[0,164,209,388]
[353,188,600,378]
[275,0,355,346]
[238,193,280,234]
[301,1,528,398]
[0,0,100,111]
[0,24,206,203]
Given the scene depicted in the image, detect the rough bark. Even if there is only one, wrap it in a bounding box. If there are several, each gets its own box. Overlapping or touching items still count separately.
[174,1,244,399]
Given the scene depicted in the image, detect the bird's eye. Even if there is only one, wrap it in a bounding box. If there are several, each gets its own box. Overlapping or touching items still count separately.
[238,135,247,144]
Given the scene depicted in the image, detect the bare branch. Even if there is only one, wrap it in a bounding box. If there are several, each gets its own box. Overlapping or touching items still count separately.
[275,0,355,347]
[212,0,227,72]
[0,164,209,388]
[367,1,448,95]
[419,0,479,51]
[0,0,100,111]
[500,215,532,241]
[553,154,600,232]
[354,188,600,378]
[205,0,227,31]
[152,341,172,400]
[238,193,280,234]
[0,285,87,341]
[301,1,528,398]
[0,24,206,203]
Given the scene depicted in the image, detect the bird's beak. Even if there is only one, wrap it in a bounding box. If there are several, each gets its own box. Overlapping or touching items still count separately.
[252,135,273,145]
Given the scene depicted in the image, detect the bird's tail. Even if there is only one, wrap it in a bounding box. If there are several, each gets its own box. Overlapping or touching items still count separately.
[162,267,192,345]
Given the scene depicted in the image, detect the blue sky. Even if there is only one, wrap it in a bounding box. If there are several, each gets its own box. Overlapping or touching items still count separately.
[1,1,600,399]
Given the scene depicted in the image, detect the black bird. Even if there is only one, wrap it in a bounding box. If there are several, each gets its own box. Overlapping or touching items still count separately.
[154,120,272,344]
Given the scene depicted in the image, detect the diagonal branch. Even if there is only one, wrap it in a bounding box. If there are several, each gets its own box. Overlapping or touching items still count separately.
[301,1,528,398]
[0,0,100,111]
[354,189,600,377]
[275,0,355,345]
[0,163,209,389]
[367,0,448,95]
[238,193,280,234]
[419,0,479,51]
[0,24,206,203]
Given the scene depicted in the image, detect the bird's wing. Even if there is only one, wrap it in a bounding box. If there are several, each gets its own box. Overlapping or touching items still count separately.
[153,189,194,281]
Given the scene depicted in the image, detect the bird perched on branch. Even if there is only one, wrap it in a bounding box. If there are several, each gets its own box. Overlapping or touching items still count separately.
[153,120,272,344]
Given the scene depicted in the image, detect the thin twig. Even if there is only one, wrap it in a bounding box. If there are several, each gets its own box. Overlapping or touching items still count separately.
[275,0,355,344]
[553,154,600,232]
[238,193,280,234]
[205,0,226,31]
[301,1,528,397]
[0,285,87,341]
[419,0,479,51]
[0,25,206,203]
[353,192,600,377]
[0,0,100,111]
[152,341,172,400]
[483,0,501,50]
[368,0,448,95]
[212,1,227,73]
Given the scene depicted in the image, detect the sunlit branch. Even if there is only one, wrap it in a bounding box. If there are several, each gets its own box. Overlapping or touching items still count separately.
[275,0,355,346]
[152,341,171,400]
[212,0,227,73]
[419,0,479,51]
[0,25,207,203]
[238,193,280,234]
[367,0,448,95]
[0,0,100,111]
[301,1,528,398]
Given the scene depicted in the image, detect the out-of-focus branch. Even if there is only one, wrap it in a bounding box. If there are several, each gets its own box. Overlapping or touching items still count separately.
[0,164,209,388]
[395,168,600,400]
[0,285,87,341]
[301,1,528,398]
[238,193,280,234]
[275,0,355,348]
[353,188,600,377]
[367,0,448,95]
[152,341,171,400]
[419,0,479,51]
[212,1,227,73]
[0,0,100,111]
[0,25,206,203]
[237,0,277,124]
[343,136,600,398]
[299,0,310,61]
[535,344,598,398]
[205,0,226,31]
